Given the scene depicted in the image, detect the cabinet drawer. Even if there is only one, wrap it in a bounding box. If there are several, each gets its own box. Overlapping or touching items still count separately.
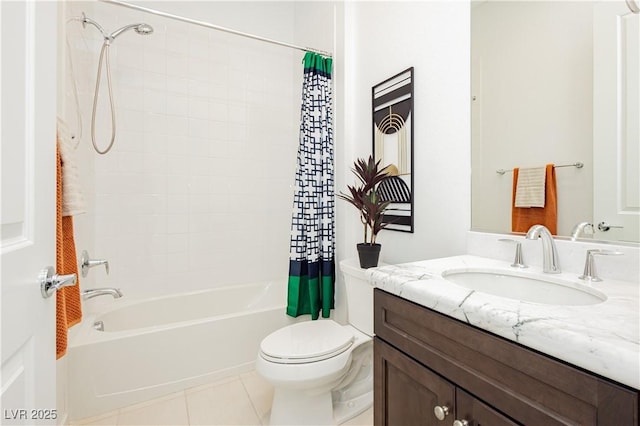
[374,289,639,425]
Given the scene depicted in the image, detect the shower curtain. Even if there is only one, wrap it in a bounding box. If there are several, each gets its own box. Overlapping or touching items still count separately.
[286,52,335,320]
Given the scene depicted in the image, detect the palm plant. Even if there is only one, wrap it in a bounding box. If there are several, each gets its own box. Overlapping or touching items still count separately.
[338,155,391,245]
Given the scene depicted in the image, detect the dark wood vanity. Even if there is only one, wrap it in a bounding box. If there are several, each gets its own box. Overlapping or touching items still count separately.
[374,289,639,425]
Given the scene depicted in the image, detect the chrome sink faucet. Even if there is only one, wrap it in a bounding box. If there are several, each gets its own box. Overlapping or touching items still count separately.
[81,288,123,300]
[525,224,561,274]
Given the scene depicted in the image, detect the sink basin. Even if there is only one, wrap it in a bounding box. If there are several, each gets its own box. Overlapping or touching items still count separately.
[442,269,607,306]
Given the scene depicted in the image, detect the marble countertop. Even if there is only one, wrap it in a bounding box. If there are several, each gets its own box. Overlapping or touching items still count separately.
[367,255,640,390]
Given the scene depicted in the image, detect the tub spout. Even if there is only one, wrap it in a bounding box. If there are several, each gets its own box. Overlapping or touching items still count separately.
[81,287,123,300]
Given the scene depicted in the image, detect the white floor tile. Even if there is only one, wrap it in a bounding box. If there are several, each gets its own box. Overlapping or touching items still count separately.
[239,371,274,423]
[70,371,372,426]
[186,378,261,425]
[342,407,373,426]
[117,394,189,425]
[71,411,119,426]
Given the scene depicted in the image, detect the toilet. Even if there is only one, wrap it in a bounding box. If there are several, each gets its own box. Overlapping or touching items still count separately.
[255,258,374,425]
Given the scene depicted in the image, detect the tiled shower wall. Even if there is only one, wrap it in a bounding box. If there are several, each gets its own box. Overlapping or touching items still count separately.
[64,2,302,297]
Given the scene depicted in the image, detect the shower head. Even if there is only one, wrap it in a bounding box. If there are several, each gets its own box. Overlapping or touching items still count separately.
[80,13,154,41]
[135,24,154,35]
[109,22,154,40]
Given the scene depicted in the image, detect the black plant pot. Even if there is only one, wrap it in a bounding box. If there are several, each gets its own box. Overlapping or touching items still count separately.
[357,243,381,269]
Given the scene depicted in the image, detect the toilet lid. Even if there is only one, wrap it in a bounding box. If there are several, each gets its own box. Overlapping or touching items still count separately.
[260,320,354,364]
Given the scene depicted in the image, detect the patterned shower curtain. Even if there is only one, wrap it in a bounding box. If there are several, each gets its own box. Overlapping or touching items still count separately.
[286,52,335,320]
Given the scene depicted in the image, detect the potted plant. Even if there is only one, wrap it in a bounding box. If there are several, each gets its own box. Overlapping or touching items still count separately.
[338,155,392,268]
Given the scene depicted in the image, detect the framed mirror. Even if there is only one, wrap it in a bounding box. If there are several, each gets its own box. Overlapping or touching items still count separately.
[372,67,414,233]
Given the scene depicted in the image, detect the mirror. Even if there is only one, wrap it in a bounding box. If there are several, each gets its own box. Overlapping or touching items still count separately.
[471,1,640,243]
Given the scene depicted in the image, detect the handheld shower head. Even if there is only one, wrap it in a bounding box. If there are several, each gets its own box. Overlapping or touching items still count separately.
[78,13,154,154]
[80,13,154,41]
[135,24,154,35]
[109,22,154,40]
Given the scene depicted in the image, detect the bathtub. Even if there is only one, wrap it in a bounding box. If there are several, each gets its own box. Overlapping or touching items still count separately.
[67,281,298,421]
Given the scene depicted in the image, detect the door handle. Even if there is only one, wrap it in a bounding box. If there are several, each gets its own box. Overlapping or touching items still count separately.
[39,266,77,298]
[597,222,624,232]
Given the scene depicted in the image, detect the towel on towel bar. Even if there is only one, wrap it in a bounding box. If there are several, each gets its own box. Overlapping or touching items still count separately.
[514,166,546,208]
[511,164,558,235]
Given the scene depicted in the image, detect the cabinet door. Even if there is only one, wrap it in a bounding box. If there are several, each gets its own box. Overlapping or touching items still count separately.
[375,338,455,426]
[456,388,522,426]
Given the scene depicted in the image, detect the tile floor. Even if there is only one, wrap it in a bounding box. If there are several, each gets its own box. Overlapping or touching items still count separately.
[70,370,373,426]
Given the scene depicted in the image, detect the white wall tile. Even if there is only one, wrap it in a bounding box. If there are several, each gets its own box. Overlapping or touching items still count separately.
[72,2,309,300]
[143,47,167,75]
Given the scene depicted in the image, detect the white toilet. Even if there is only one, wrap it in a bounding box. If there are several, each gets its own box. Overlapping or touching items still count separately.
[255,258,374,425]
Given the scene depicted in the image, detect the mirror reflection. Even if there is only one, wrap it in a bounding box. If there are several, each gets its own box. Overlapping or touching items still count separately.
[471,1,640,243]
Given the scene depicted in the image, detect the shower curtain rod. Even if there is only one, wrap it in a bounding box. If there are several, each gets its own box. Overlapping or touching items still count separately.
[100,0,333,58]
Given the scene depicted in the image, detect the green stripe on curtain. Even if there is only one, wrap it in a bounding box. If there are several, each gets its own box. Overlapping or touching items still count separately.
[287,52,335,320]
[303,51,333,76]
[287,260,335,319]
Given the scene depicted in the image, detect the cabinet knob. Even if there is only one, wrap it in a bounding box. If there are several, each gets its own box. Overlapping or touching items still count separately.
[453,420,470,426]
[433,405,450,421]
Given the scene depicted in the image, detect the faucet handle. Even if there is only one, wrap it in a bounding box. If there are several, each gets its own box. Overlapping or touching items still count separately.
[498,239,527,268]
[578,249,623,282]
[80,250,110,277]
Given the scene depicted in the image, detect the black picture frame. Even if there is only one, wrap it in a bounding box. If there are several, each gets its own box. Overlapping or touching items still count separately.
[372,67,414,233]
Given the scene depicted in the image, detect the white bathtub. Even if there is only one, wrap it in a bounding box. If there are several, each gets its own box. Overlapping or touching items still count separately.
[67,281,297,421]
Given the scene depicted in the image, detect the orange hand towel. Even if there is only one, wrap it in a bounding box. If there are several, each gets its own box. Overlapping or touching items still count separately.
[56,144,83,359]
[511,164,558,235]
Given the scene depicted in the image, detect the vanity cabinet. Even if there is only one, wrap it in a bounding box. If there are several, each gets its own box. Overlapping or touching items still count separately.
[374,289,639,426]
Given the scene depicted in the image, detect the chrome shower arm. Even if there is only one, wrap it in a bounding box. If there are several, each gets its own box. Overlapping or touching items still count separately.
[81,12,109,39]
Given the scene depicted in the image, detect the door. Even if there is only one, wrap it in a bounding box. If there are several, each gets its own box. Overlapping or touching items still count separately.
[593,1,640,242]
[374,338,456,426]
[1,1,58,425]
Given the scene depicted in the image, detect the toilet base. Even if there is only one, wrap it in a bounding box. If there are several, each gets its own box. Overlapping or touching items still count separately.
[267,340,373,425]
[333,341,373,424]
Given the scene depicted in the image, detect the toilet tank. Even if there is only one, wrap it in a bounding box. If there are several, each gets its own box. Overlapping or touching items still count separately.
[339,258,377,336]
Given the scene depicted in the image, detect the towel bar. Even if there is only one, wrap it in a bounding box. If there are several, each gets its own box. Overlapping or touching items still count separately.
[496,162,583,175]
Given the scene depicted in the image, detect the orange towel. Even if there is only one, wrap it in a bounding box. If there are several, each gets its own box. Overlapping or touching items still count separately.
[56,145,82,359]
[511,164,558,235]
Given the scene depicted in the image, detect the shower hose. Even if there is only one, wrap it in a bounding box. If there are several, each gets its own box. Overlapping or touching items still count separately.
[91,40,117,155]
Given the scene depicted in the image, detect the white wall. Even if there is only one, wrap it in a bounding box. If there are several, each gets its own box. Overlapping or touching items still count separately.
[471,1,593,236]
[337,1,471,267]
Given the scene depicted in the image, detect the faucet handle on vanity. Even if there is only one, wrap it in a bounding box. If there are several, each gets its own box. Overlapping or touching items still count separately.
[80,250,110,278]
[578,249,623,282]
[498,239,527,268]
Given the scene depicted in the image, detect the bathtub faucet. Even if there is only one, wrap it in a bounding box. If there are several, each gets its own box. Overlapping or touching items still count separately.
[81,287,123,300]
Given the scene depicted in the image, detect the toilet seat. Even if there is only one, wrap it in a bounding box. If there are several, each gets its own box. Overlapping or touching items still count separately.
[260,320,354,364]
